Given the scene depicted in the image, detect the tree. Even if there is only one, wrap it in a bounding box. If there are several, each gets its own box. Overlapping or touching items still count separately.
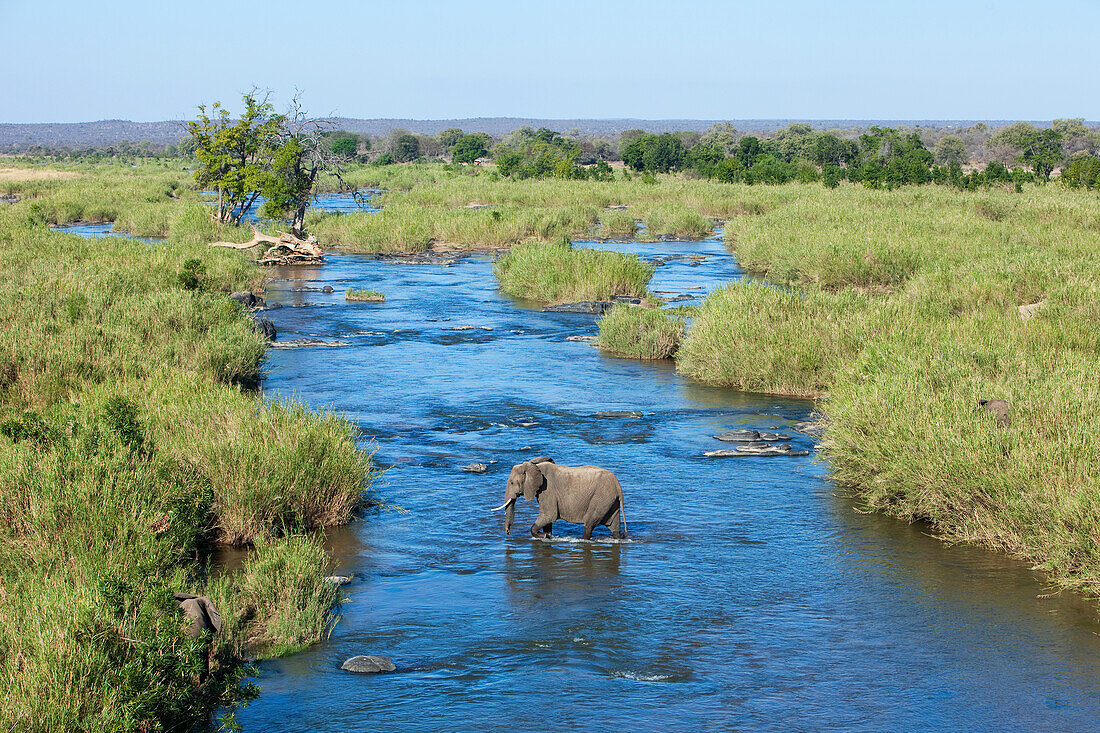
[934,135,967,166]
[1021,128,1064,179]
[188,92,352,236]
[437,128,464,149]
[452,133,489,163]
[329,132,359,158]
[392,133,421,163]
[699,122,738,155]
[187,92,284,226]
[620,133,685,173]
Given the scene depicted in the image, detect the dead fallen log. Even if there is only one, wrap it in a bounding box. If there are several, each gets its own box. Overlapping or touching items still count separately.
[210,225,325,266]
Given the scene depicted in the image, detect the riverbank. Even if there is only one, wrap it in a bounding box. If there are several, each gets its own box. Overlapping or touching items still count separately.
[677,184,1100,595]
[0,166,378,730]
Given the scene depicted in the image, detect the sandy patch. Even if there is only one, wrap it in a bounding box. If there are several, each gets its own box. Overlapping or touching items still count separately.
[0,167,83,182]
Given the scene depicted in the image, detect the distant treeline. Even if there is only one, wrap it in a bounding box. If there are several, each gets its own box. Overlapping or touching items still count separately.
[12,118,1100,190]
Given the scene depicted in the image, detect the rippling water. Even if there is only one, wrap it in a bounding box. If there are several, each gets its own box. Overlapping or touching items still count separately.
[227,240,1100,731]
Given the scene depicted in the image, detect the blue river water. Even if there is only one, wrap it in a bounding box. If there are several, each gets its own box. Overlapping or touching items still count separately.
[222,238,1100,731]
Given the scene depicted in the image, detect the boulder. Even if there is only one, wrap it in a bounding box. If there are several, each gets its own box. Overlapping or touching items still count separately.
[230,291,266,308]
[250,314,276,341]
[322,285,334,293]
[463,463,488,473]
[1018,300,1045,321]
[324,575,354,586]
[543,301,613,314]
[714,430,760,442]
[594,410,643,419]
[173,593,223,638]
[979,399,1011,428]
[341,655,396,674]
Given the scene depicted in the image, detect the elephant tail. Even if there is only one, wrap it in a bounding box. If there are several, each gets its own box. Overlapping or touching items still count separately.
[617,483,628,539]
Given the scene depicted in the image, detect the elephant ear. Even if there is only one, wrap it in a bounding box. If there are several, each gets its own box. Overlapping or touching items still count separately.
[522,461,544,501]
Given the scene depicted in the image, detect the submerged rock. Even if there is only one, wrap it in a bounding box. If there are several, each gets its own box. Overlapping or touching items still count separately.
[322,285,334,293]
[594,410,643,419]
[324,575,354,586]
[543,301,613,314]
[566,335,598,342]
[705,446,809,458]
[463,463,488,473]
[269,338,349,349]
[792,420,827,436]
[713,430,760,442]
[341,655,396,674]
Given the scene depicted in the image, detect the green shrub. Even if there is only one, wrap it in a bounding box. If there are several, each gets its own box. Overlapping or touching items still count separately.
[494,241,654,303]
[597,304,685,359]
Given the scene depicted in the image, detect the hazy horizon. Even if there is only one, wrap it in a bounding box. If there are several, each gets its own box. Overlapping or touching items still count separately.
[3,0,1098,124]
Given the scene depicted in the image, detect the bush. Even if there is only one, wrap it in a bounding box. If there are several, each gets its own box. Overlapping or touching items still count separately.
[597,304,685,359]
[494,241,653,303]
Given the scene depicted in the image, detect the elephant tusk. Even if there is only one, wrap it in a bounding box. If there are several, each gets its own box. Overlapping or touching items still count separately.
[490,499,515,512]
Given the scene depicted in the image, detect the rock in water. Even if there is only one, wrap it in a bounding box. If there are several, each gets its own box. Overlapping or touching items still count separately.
[463,463,488,473]
[758,432,791,442]
[250,314,277,341]
[322,285,334,293]
[594,410,643,419]
[543,301,613,314]
[268,338,349,349]
[324,575,354,586]
[342,655,396,673]
[714,430,760,442]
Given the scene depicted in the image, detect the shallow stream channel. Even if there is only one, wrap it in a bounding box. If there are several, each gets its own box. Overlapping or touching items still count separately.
[202,228,1100,731]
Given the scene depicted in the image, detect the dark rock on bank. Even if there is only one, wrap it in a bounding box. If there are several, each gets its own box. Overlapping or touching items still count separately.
[341,655,396,674]
[231,291,266,309]
[543,301,613,314]
[173,593,223,638]
[250,314,277,341]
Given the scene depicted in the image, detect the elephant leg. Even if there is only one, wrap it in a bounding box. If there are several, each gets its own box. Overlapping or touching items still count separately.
[605,508,621,540]
[531,517,554,538]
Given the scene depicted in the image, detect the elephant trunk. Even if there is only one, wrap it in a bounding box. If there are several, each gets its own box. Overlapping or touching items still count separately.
[504,500,516,535]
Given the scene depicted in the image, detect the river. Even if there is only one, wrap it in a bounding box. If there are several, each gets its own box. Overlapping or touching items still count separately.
[225,233,1100,731]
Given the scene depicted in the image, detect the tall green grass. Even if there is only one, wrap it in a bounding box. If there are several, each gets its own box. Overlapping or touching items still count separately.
[494,241,654,303]
[597,304,686,359]
[682,183,1100,598]
[0,163,378,731]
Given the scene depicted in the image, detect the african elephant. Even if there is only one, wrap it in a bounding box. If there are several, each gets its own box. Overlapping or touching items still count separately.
[491,457,627,540]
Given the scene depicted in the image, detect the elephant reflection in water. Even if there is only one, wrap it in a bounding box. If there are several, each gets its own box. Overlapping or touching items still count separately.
[492,457,627,540]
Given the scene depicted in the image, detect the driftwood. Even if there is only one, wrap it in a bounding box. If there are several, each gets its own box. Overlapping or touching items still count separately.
[210,225,324,266]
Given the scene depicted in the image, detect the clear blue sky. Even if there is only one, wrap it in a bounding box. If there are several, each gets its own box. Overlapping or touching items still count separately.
[2,0,1097,123]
